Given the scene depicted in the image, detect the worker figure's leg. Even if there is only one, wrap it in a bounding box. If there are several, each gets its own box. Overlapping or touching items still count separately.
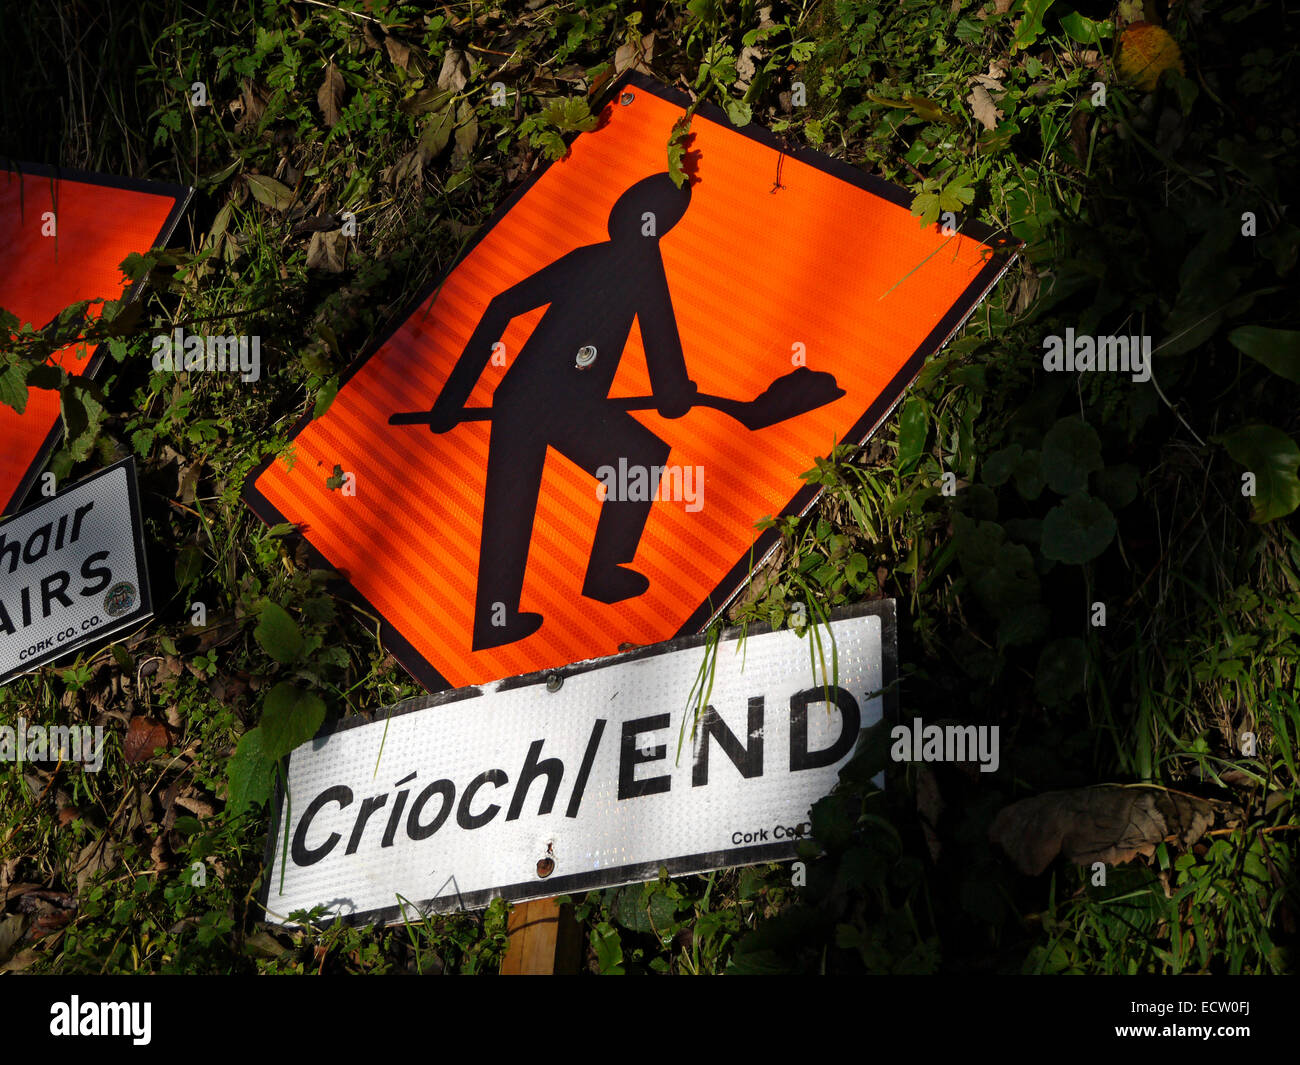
[472,416,547,651]
[556,413,671,604]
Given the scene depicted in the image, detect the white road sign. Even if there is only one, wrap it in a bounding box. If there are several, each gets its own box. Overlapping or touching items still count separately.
[0,459,151,685]
[261,600,896,926]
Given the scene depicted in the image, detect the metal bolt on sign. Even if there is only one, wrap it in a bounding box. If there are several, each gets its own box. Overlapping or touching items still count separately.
[545,673,563,692]
[620,92,635,105]
[574,345,597,370]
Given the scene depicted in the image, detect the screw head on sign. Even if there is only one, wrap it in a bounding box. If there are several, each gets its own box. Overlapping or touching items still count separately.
[620,92,635,105]
[575,345,597,370]
[546,673,563,692]
[536,857,555,878]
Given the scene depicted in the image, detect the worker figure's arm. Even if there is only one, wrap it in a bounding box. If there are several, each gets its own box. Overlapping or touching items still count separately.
[426,255,573,433]
[638,256,697,419]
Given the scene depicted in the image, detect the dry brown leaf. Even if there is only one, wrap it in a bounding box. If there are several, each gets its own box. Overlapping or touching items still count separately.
[915,764,944,863]
[174,793,217,819]
[614,32,656,76]
[361,20,384,51]
[73,838,118,895]
[0,914,26,962]
[1,882,41,906]
[385,35,412,71]
[387,150,423,190]
[989,785,1222,876]
[124,716,170,763]
[317,63,344,127]
[306,230,347,273]
[994,0,1014,12]
[417,102,456,163]
[437,47,470,92]
[967,84,1004,130]
[0,946,43,973]
[231,79,269,135]
[452,100,479,167]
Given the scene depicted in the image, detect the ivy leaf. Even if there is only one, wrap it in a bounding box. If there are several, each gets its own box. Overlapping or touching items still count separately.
[1212,424,1300,523]
[255,600,303,664]
[1228,326,1300,385]
[1040,416,1104,494]
[226,727,278,818]
[1093,464,1140,510]
[1041,493,1116,563]
[1034,637,1088,706]
[982,443,1022,487]
[952,514,1040,617]
[259,681,327,759]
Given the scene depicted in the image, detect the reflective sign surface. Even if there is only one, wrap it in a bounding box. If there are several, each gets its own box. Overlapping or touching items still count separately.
[246,74,1014,690]
[0,163,190,515]
[261,601,894,926]
[0,459,152,684]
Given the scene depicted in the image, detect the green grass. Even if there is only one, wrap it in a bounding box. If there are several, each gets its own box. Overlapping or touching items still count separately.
[2,0,1298,974]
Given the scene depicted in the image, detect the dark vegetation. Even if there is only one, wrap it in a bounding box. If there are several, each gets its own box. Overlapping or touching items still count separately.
[1,0,1297,973]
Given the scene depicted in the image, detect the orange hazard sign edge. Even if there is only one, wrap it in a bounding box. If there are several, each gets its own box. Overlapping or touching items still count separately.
[243,72,1020,694]
[0,160,192,517]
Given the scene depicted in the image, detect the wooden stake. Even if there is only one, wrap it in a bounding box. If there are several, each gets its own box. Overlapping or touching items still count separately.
[500,897,583,975]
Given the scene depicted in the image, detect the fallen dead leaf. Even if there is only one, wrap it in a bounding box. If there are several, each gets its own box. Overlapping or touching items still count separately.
[1,882,41,906]
[74,838,119,895]
[0,914,26,962]
[614,33,656,77]
[174,793,217,819]
[231,79,270,136]
[452,101,479,167]
[915,764,944,863]
[317,63,345,127]
[967,84,1004,130]
[306,229,347,273]
[384,35,412,71]
[989,785,1224,876]
[437,47,470,92]
[124,716,171,763]
[387,150,423,191]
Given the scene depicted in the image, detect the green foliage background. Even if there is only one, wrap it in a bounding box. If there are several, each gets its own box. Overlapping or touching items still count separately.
[0,0,1296,974]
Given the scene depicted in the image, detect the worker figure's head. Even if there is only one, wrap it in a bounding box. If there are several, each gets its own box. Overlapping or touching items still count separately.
[606,173,692,243]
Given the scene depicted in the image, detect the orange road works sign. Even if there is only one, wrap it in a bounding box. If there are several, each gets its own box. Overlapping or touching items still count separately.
[0,163,190,516]
[245,73,1017,692]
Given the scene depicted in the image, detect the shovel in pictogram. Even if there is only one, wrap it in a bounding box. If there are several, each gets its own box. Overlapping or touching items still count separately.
[388,367,845,431]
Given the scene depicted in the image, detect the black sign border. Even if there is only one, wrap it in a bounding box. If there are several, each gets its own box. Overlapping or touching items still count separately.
[0,456,153,685]
[242,70,1017,694]
[0,160,193,517]
[259,597,899,928]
